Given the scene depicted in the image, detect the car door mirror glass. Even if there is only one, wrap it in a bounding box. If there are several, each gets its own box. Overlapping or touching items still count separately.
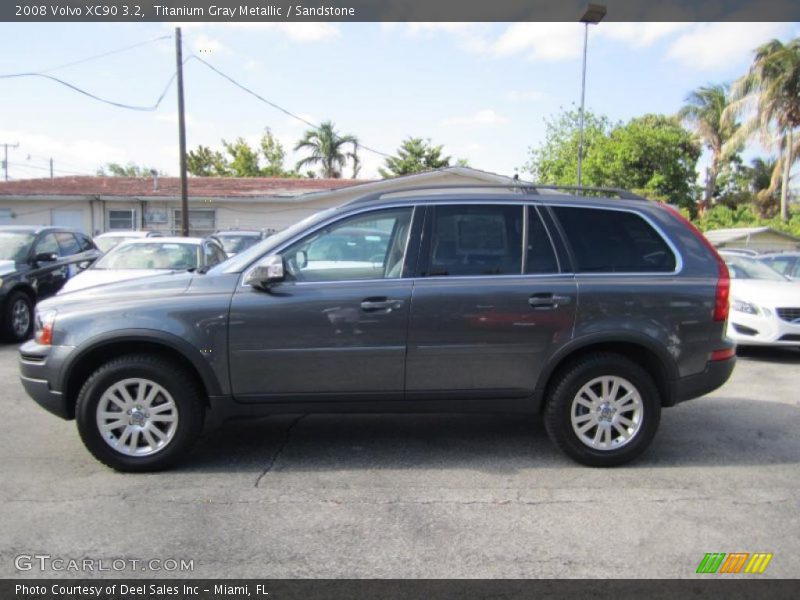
[245,255,285,290]
[77,260,92,271]
[34,252,58,264]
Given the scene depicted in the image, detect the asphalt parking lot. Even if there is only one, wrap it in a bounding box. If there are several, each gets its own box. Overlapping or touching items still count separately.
[1,343,799,579]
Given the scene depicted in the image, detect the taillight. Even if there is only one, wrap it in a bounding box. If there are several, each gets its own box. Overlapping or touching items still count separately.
[710,348,735,361]
[659,204,730,321]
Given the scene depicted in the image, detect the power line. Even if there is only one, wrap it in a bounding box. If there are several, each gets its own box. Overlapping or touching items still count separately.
[8,161,95,176]
[38,34,172,74]
[190,54,391,159]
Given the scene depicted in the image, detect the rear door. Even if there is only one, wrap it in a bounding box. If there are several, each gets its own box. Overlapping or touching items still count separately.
[29,232,63,299]
[405,203,576,400]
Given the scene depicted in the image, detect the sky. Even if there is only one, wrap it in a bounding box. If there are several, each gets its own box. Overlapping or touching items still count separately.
[0,21,799,182]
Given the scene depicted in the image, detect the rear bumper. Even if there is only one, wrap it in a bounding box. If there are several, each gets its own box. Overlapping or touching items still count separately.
[18,341,75,420]
[672,356,736,405]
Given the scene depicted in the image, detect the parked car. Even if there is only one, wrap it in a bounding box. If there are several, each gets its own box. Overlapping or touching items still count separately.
[60,237,227,294]
[759,252,800,281]
[19,187,735,471]
[721,251,800,347]
[0,225,100,342]
[210,230,269,257]
[94,230,164,254]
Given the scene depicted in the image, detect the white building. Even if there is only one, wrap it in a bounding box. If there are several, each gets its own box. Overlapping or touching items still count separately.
[704,226,800,253]
[0,167,521,236]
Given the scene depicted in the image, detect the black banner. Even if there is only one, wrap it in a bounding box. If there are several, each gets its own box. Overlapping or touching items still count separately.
[3,0,800,23]
[3,579,800,600]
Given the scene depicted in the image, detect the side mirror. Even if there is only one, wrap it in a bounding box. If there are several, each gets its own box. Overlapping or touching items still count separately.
[244,254,285,290]
[77,260,92,271]
[34,252,58,264]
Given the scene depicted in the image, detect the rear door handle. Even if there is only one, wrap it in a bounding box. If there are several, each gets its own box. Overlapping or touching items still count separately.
[361,297,402,312]
[529,293,572,309]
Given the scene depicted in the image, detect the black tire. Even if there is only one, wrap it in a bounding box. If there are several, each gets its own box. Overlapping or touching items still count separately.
[75,354,205,472]
[2,290,33,343]
[544,353,661,467]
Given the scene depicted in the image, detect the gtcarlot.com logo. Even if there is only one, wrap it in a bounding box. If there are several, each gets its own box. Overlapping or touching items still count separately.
[14,554,194,572]
[696,552,773,574]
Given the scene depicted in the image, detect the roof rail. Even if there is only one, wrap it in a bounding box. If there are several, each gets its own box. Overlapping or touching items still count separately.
[346,183,647,205]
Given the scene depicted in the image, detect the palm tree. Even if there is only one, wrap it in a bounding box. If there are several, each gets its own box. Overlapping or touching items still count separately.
[725,38,800,221]
[294,121,358,179]
[678,84,739,213]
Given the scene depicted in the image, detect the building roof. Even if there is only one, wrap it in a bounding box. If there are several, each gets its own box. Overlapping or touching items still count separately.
[0,175,365,199]
[704,227,800,245]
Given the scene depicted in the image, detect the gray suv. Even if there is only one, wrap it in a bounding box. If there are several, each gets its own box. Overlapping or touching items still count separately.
[18,186,735,471]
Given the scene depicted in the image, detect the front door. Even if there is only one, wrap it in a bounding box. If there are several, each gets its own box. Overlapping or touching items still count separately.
[406,204,577,400]
[229,206,418,402]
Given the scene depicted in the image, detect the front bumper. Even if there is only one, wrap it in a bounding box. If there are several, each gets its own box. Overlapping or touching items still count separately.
[672,356,736,404]
[18,341,76,420]
[727,310,800,346]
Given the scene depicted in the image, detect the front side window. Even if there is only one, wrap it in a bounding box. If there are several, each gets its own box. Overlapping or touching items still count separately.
[283,208,413,282]
[552,207,676,273]
[424,205,523,277]
[34,233,59,256]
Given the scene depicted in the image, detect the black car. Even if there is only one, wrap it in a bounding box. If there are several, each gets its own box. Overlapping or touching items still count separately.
[0,226,100,342]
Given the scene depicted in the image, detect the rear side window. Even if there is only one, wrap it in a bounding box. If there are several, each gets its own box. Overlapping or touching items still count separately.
[552,207,676,273]
[424,205,523,276]
[56,232,81,257]
[526,207,559,274]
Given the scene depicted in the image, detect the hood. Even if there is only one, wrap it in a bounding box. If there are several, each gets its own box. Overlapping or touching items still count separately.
[0,260,19,277]
[730,278,800,307]
[40,270,195,311]
[60,269,179,294]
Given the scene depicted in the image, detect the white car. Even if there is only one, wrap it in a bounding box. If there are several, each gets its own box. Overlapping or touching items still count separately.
[94,230,163,253]
[60,237,227,294]
[722,251,800,347]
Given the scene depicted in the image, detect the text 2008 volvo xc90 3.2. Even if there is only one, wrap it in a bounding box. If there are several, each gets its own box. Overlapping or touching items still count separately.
[19,186,736,471]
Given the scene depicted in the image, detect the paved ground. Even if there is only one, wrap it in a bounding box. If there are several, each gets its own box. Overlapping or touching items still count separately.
[1,343,799,579]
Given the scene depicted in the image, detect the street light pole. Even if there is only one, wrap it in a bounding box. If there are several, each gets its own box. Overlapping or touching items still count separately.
[175,27,189,237]
[576,4,606,190]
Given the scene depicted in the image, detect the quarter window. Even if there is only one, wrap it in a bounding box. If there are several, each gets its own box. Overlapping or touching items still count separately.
[55,232,81,256]
[424,205,523,277]
[283,208,413,282]
[552,207,676,273]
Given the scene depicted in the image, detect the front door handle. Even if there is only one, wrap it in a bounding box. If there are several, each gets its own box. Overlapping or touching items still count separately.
[361,297,402,312]
[529,293,572,309]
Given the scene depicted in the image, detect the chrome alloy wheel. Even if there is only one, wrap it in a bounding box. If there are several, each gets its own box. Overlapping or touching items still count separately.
[11,298,30,337]
[95,378,179,457]
[570,376,643,451]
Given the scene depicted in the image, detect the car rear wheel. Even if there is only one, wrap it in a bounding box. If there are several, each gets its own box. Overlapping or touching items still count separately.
[544,353,661,467]
[75,354,204,472]
[2,291,33,343]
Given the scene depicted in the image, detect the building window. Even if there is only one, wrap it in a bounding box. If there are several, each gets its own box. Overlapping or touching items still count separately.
[0,209,11,224]
[108,209,136,231]
[173,209,216,236]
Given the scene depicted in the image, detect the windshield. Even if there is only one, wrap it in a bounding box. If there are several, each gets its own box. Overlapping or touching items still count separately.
[0,232,35,262]
[94,242,199,270]
[211,207,339,274]
[96,236,133,253]
[724,254,787,281]
[216,234,261,255]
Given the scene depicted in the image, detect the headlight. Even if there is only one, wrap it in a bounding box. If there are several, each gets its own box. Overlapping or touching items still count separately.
[731,298,759,315]
[34,309,57,345]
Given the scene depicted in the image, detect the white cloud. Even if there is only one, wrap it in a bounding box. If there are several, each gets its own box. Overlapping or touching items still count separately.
[492,23,584,61]
[598,22,691,47]
[155,112,196,125]
[506,89,546,102]
[666,22,791,70]
[169,22,340,43]
[382,22,491,53]
[441,109,510,128]
[190,33,228,56]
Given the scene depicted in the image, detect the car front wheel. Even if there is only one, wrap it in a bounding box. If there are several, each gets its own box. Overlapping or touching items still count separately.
[75,354,205,472]
[3,291,33,343]
[544,353,661,467]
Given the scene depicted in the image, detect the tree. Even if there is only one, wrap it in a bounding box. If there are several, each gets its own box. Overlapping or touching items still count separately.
[379,137,452,178]
[726,38,800,222]
[186,129,292,177]
[186,145,228,177]
[522,108,612,184]
[97,162,160,177]
[584,115,700,208]
[678,84,740,213]
[294,121,358,179]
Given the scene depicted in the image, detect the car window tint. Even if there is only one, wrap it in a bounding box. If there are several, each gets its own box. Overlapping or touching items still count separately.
[283,208,413,282]
[552,207,676,273]
[526,207,559,274]
[56,232,81,257]
[35,233,59,256]
[204,243,226,266]
[768,257,792,275]
[425,205,523,277]
[792,259,800,278]
[77,233,95,252]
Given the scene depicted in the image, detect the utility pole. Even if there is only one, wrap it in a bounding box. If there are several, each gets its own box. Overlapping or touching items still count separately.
[576,4,606,190]
[49,158,53,179]
[175,27,189,236]
[2,142,19,181]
